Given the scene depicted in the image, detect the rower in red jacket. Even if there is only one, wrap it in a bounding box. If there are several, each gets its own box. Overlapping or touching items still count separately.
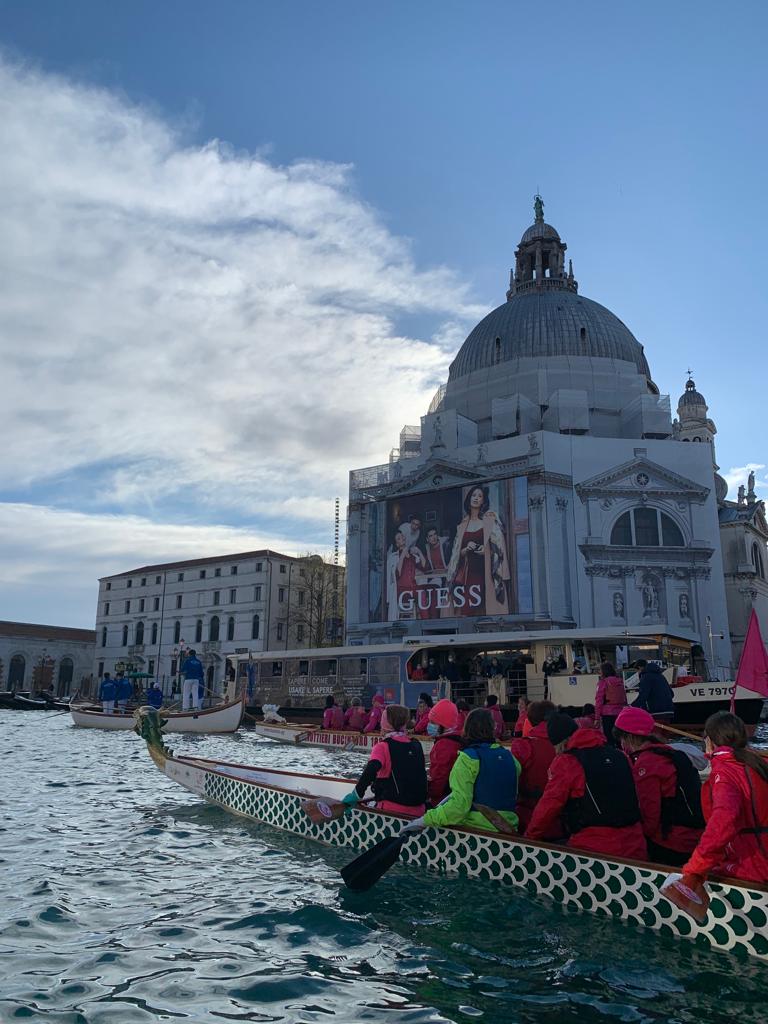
[426,698,462,805]
[344,697,368,731]
[509,700,556,832]
[680,712,768,885]
[613,706,703,866]
[322,695,344,730]
[526,713,647,860]
[363,694,386,734]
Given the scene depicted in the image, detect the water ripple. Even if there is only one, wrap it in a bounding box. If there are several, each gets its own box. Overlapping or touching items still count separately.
[1,711,767,1022]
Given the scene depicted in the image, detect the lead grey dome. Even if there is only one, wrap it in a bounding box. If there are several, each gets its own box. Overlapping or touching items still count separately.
[448,289,652,381]
[679,378,706,406]
[520,221,560,243]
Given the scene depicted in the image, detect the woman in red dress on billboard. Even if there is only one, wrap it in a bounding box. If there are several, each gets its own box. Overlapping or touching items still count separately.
[448,485,511,616]
[386,529,425,619]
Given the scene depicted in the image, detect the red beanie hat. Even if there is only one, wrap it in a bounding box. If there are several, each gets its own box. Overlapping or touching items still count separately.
[615,706,656,736]
[428,698,459,730]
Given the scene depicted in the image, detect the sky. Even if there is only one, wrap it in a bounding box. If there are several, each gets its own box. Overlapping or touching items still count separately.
[1,1,766,627]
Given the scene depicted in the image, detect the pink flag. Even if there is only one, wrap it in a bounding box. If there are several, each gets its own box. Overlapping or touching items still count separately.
[732,609,768,711]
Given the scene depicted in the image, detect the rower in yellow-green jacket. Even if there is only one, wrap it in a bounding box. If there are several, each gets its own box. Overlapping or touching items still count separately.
[405,708,520,834]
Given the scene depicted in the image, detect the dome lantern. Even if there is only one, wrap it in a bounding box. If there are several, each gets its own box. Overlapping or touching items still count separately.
[507,195,577,300]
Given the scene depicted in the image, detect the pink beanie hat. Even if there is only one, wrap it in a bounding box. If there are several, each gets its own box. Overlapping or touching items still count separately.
[615,706,656,736]
[428,698,459,730]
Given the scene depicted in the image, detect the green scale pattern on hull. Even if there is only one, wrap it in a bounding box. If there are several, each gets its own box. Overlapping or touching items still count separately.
[201,768,768,963]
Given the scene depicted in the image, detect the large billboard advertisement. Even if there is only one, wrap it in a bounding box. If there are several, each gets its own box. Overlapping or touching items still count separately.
[366,476,532,622]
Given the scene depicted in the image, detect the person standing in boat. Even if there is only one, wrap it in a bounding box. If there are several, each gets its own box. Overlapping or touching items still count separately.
[510,700,557,832]
[613,707,704,866]
[322,695,345,730]
[631,660,674,722]
[412,693,434,734]
[426,699,463,805]
[99,672,116,714]
[363,693,386,734]
[343,704,427,815]
[678,712,768,885]
[594,661,627,744]
[115,672,132,714]
[485,694,506,740]
[344,697,368,731]
[145,680,164,710]
[404,708,520,834]
[526,713,647,859]
[180,649,205,711]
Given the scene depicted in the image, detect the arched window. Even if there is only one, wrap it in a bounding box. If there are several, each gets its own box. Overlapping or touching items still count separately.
[610,509,684,547]
[209,616,220,642]
[252,614,260,640]
[122,625,129,647]
[135,621,144,645]
[8,654,25,687]
[151,621,158,645]
[58,657,73,692]
[173,620,181,644]
[101,626,107,647]
[227,616,235,641]
[195,619,203,643]
[752,542,766,580]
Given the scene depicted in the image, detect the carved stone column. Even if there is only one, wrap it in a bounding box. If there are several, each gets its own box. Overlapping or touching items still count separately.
[528,494,549,619]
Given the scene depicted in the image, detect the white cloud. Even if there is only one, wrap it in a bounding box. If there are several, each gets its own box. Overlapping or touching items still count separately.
[722,463,767,499]
[0,57,481,512]
[0,57,483,623]
[0,502,314,627]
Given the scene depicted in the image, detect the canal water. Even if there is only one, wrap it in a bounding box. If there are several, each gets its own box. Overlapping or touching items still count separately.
[1,711,767,1023]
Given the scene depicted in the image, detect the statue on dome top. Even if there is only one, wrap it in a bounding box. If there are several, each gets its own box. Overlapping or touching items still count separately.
[534,194,544,223]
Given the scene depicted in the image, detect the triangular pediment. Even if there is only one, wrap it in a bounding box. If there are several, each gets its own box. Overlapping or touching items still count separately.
[385,457,494,497]
[575,456,710,503]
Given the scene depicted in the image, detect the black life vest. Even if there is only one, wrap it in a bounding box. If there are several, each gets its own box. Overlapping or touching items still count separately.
[563,746,640,834]
[647,746,705,836]
[372,737,427,807]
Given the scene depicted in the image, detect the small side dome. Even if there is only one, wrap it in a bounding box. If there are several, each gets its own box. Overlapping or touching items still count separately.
[679,377,706,407]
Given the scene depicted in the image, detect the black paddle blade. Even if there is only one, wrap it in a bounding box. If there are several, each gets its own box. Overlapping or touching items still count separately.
[340,834,407,891]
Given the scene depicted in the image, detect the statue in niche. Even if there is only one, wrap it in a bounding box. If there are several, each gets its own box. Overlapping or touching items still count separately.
[613,592,625,619]
[679,593,690,619]
[641,578,660,618]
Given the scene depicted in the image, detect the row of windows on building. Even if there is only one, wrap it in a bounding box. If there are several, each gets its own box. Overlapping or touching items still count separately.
[100,615,305,648]
[101,584,302,617]
[103,561,300,591]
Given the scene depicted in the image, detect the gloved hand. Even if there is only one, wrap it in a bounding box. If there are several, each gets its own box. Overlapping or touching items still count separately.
[341,791,360,812]
[400,816,426,834]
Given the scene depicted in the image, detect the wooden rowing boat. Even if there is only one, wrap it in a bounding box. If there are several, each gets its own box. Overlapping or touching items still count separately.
[135,706,768,963]
[250,720,435,756]
[72,696,244,733]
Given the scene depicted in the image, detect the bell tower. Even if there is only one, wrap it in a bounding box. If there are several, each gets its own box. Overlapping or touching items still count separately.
[674,373,718,467]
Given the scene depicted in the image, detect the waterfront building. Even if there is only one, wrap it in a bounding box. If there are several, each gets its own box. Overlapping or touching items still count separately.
[346,198,765,679]
[0,620,95,696]
[94,550,344,689]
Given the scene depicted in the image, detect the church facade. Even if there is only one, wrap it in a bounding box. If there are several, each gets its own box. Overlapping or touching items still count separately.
[345,200,766,680]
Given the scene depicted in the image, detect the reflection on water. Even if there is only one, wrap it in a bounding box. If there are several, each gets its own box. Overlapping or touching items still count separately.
[1,711,766,1022]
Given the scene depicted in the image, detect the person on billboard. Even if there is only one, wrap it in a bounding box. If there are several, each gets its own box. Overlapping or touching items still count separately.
[415,524,451,620]
[386,528,425,620]
[399,514,422,550]
[447,485,510,616]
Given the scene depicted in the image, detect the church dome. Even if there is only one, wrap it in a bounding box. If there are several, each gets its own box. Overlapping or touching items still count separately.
[448,283,652,381]
[448,198,653,384]
[679,377,706,407]
[520,221,561,243]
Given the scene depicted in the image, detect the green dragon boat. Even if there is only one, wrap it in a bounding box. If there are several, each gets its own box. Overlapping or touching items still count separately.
[135,707,768,963]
